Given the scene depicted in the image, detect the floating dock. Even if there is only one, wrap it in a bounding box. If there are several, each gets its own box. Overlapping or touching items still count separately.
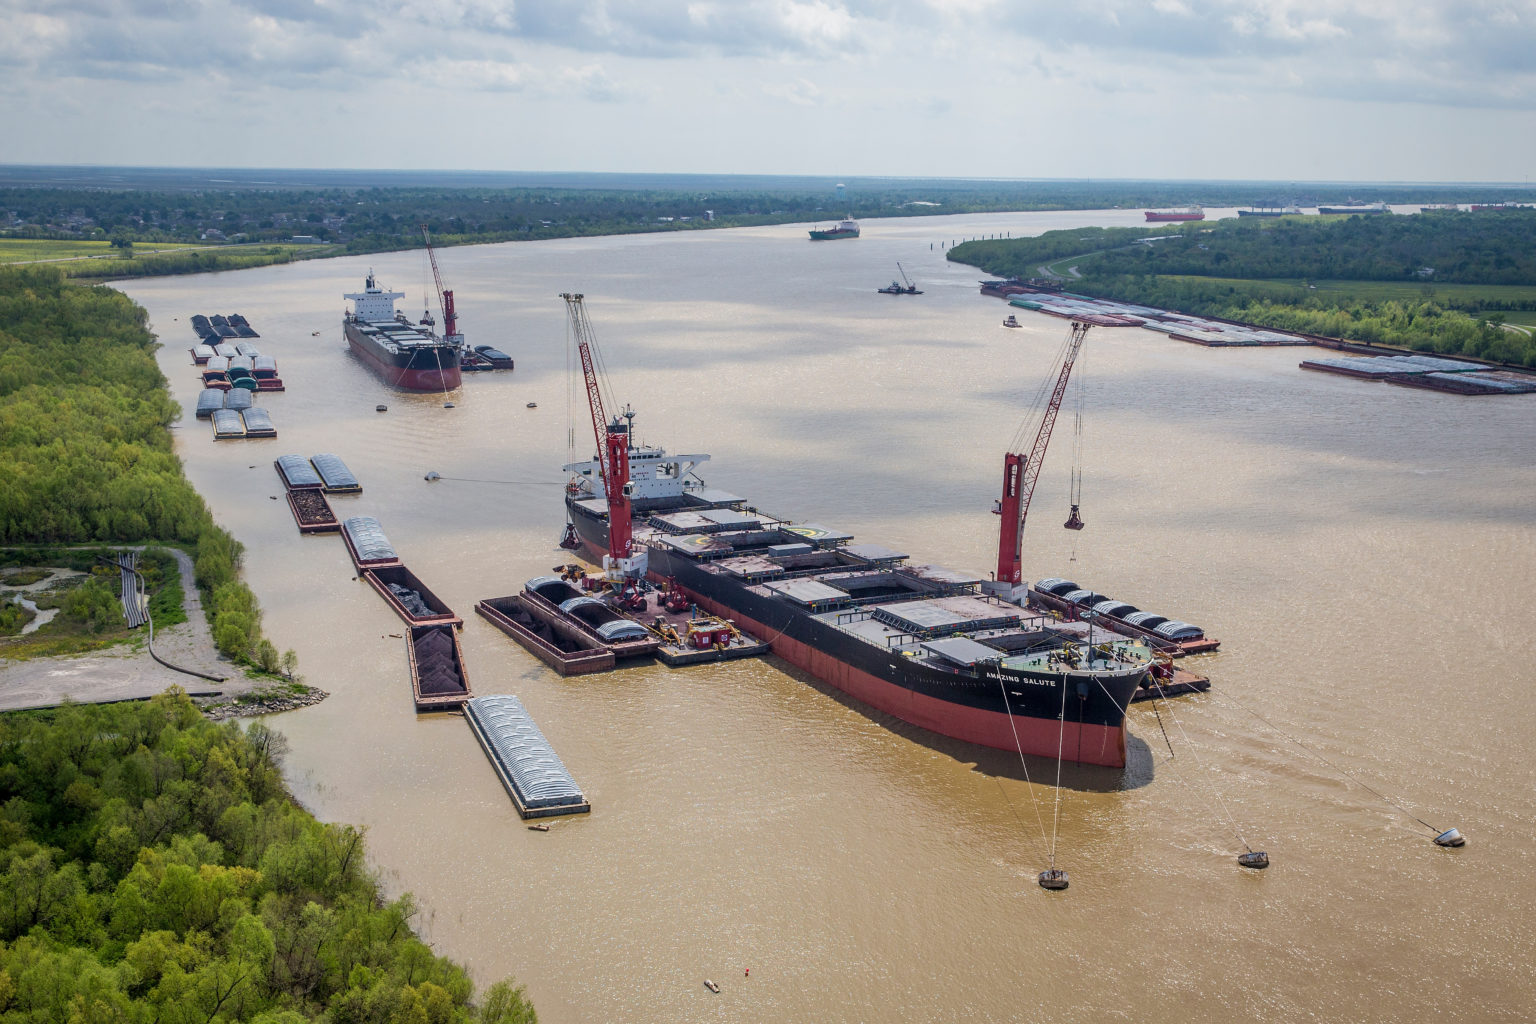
[627,583,772,666]
[286,489,339,534]
[476,595,615,676]
[464,695,590,819]
[406,623,471,710]
[362,564,461,628]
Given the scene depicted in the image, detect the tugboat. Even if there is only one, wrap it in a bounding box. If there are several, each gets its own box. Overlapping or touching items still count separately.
[876,263,923,295]
[1003,314,1021,328]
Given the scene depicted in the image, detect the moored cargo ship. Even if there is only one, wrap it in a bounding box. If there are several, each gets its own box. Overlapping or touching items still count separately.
[344,272,463,392]
[559,416,1155,769]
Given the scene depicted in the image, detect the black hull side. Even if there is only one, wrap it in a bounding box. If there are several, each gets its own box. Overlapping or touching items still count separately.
[565,498,1142,763]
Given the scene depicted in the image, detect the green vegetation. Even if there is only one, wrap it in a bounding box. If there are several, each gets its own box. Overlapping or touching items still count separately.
[0,267,278,665]
[0,600,34,636]
[949,211,1536,367]
[0,691,537,1022]
[60,245,341,282]
[0,549,176,659]
[6,175,1532,280]
[0,240,204,264]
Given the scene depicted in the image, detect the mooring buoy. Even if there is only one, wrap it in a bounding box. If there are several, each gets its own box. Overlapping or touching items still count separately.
[443,401,454,409]
[376,404,387,412]
[527,402,538,408]
[1238,851,1270,869]
[1434,828,1466,848]
[424,471,441,482]
[1038,869,1069,891]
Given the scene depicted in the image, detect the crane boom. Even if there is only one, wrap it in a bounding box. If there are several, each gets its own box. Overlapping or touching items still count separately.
[420,225,458,343]
[996,321,1090,585]
[560,293,636,570]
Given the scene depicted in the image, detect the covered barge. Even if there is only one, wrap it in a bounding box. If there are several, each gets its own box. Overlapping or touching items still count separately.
[464,695,590,819]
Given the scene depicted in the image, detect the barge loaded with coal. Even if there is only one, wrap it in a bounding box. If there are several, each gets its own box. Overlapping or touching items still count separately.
[555,300,1170,769]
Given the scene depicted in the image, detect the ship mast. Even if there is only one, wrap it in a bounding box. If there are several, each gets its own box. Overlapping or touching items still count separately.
[996,321,1090,586]
[560,293,644,584]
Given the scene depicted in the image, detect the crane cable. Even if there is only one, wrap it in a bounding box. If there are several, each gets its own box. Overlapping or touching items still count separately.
[1007,328,1074,454]
[1200,688,1445,836]
[1145,677,1257,855]
[1048,673,1069,870]
[995,676,1053,867]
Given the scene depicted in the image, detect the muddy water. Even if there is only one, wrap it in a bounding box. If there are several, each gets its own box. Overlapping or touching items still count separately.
[120,209,1536,1023]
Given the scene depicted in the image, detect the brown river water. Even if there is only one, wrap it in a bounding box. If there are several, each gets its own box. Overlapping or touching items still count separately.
[120,209,1536,1023]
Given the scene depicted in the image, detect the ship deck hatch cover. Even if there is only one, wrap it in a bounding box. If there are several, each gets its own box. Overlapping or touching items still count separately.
[919,636,1005,668]
[869,597,1021,638]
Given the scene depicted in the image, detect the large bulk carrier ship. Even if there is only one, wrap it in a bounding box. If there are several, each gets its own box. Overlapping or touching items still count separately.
[556,316,1154,769]
[344,272,463,391]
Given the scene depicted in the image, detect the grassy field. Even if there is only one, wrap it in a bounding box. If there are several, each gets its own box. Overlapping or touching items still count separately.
[0,238,208,263]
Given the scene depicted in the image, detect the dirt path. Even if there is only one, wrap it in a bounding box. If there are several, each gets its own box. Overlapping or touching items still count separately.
[0,548,260,711]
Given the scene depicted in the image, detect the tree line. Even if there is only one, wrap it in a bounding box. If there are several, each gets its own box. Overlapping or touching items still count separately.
[0,266,275,663]
[0,691,537,1022]
[949,213,1536,366]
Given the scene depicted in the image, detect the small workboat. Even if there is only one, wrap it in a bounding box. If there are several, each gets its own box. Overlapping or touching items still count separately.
[1003,314,1021,328]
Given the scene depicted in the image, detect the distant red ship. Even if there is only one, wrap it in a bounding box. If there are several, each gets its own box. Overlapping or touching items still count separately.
[1144,207,1205,222]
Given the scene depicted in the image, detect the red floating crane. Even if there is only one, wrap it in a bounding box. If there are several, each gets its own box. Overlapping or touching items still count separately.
[421,225,461,349]
[995,321,1090,586]
[560,292,645,586]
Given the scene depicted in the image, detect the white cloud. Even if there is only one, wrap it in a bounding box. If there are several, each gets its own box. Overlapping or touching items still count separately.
[764,77,823,106]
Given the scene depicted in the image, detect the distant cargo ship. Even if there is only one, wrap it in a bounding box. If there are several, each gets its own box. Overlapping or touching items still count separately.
[1144,207,1204,222]
[809,216,860,240]
[1237,205,1304,217]
[1317,202,1389,215]
[343,272,463,392]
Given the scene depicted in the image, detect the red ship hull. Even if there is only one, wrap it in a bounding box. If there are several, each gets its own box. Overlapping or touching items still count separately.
[345,331,462,392]
[569,535,1127,768]
[1144,212,1205,222]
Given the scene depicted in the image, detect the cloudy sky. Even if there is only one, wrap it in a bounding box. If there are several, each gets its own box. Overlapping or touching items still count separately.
[3,0,1533,181]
